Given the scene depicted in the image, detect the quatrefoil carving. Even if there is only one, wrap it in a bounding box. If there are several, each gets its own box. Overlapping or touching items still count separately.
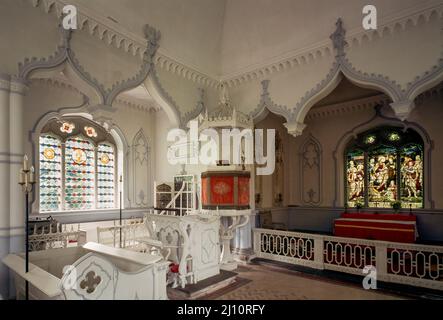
[80,271,102,294]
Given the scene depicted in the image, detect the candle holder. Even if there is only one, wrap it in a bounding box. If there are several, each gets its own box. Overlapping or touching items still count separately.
[18,155,36,300]
[119,175,123,248]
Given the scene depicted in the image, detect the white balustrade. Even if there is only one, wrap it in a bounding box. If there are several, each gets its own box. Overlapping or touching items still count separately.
[253,228,443,291]
[28,223,86,251]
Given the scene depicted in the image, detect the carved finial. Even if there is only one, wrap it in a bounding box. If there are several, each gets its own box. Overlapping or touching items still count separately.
[143,24,161,58]
[198,87,205,102]
[261,79,270,95]
[330,18,347,58]
[219,82,230,105]
[59,23,72,49]
[374,104,383,116]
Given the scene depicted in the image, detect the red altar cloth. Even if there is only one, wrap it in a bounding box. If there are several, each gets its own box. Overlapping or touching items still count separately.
[333,212,417,243]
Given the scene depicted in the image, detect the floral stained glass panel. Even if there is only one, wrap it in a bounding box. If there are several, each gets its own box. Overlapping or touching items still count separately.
[65,137,95,210]
[97,143,115,209]
[346,150,365,208]
[368,147,397,208]
[39,135,62,212]
[400,144,423,208]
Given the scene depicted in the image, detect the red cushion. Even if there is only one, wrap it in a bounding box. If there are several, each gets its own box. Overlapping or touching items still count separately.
[169,263,179,273]
[341,212,416,221]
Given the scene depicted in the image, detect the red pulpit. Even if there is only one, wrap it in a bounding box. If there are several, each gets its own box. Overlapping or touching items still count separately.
[201,171,250,209]
[333,212,418,243]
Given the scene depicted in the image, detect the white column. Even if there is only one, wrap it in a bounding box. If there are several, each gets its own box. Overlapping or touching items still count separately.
[233,169,255,262]
[9,78,27,256]
[0,75,11,299]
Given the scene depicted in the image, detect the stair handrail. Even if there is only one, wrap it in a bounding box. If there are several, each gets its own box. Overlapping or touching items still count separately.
[159,181,187,215]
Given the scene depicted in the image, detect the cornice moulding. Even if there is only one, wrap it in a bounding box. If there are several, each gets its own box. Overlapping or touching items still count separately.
[221,2,443,87]
[115,95,159,114]
[32,0,219,88]
[305,94,390,121]
[32,77,157,114]
[30,0,442,90]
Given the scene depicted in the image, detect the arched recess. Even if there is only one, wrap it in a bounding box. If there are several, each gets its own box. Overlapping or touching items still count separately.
[144,70,181,127]
[332,106,434,209]
[288,17,443,135]
[130,129,153,208]
[299,134,322,206]
[29,110,129,213]
[293,68,400,130]
[250,80,293,125]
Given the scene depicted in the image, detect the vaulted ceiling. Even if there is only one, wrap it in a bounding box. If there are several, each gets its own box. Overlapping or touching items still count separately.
[68,0,437,79]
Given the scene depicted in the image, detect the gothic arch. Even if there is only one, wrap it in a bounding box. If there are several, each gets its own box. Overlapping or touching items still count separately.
[29,109,129,212]
[250,80,293,124]
[18,22,161,108]
[289,18,443,136]
[144,70,181,127]
[131,129,153,207]
[332,106,434,209]
[299,134,322,206]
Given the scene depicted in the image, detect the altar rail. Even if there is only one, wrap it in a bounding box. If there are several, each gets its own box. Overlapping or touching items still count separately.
[253,228,443,291]
[29,224,86,251]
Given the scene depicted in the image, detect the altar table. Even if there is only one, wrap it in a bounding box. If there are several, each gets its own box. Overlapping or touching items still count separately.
[333,213,418,243]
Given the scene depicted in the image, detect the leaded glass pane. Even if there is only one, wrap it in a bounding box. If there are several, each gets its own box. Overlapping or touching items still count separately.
[97,143,115,209]
[39,135,62,212]
[400,144,423,208]
[346,150,365,208]
[65,137,95,210]
[368,147,397,208]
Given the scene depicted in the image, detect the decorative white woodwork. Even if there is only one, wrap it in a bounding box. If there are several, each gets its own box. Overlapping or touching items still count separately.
[144,212,220,287]
[29,223,86,251]
[253,228,443,291]
[97,218,148,250]
[200,209,251,271]
[3,242,169,300]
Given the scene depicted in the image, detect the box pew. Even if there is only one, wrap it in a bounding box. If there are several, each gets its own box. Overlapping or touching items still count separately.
[3,242,168,300]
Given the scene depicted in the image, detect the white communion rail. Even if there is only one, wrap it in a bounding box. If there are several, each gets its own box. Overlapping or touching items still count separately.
[253,228,443,291]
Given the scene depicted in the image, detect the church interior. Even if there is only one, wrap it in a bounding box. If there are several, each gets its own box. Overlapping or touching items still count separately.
[1,0,443,301]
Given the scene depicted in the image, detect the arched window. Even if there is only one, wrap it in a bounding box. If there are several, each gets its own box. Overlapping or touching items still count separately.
[39,134,62,211]
[345,126,424,209]
[39,117,117,212]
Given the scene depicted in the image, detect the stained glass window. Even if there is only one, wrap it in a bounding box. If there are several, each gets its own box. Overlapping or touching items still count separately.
[345,126,424,209]
[39,118,119,213]
[65,136,95,210]
[97,143,115,209]
[346,149,365,207]
[368,147,397,208]
[39,135,62,212]
[400,144,423,208]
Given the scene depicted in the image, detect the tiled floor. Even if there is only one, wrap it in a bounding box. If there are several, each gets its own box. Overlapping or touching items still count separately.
[203,264,405,300]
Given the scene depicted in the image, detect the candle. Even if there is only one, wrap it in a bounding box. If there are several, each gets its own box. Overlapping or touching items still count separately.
[30,166,35,183]
[19,170,25,184]
[23,155,29,171]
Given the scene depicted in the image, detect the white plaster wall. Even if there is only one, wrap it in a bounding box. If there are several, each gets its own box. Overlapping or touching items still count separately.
[220,0,440,75]
[70,0,226,76]
[0,0,60,75]
[70,30,142,91]
[346,13,443,89]
[153,109,181,184]
[157,67,197,113]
